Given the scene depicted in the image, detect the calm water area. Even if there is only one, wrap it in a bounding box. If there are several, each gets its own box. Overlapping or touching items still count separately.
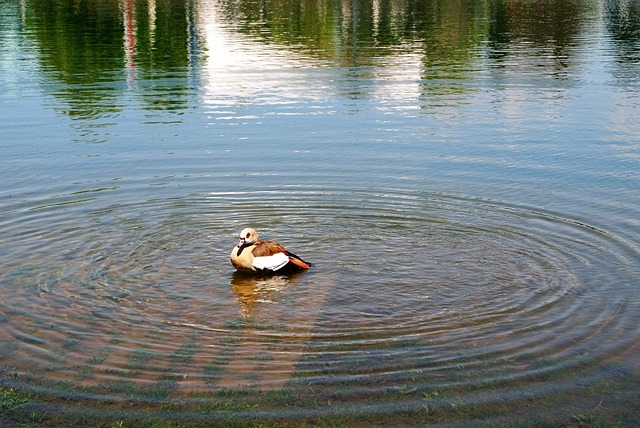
[1,0,640,425]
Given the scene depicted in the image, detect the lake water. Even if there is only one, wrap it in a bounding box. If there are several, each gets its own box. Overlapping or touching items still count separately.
[1,0,639,425]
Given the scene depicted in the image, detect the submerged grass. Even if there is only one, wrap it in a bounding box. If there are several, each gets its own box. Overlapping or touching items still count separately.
[1,362,638,428]
[0,320,637,427]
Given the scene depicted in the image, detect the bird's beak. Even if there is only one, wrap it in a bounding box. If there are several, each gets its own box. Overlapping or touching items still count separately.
[237,238,245,247]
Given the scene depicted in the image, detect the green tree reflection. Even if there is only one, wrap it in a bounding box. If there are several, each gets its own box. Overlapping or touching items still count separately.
[18,0,637,119]
[127,0,193,112]
[24,0,124,120]
[606,0,640,77]
[22,0,194,121]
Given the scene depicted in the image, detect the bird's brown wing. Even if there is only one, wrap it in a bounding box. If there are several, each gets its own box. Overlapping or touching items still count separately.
[251,239,287,257]
[252,240,311,270]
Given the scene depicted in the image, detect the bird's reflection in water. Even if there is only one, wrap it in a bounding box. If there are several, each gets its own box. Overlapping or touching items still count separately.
[230,271,305,315]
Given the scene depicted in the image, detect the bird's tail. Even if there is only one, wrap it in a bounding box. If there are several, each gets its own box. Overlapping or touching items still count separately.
[287,251,312,269]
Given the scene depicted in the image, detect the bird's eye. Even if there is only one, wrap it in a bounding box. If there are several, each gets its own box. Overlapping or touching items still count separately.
[246,232,251,238]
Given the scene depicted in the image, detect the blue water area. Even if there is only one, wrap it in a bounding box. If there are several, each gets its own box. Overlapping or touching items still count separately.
[1,0,639,425]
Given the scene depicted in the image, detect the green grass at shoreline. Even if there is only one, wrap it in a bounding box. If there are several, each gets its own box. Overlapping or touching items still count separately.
[2,367,639,428]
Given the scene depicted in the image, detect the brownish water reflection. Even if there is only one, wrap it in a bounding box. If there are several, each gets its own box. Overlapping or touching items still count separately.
[231,271,307,315]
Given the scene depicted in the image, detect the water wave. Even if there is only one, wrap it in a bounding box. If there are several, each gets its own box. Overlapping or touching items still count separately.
[1,186,638,416]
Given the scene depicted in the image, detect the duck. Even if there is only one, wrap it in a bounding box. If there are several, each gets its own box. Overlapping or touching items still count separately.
[230,228,311,274]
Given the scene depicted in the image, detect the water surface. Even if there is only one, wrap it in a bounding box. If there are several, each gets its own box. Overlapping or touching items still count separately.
[1,0,639,425]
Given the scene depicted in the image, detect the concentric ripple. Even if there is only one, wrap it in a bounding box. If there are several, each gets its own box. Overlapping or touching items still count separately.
[1,186,639,418]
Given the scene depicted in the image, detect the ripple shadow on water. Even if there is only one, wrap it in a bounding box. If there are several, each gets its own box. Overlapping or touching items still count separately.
[0,187,639,422]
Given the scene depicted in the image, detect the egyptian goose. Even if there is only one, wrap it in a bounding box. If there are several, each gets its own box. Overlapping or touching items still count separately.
[230,228,311,274]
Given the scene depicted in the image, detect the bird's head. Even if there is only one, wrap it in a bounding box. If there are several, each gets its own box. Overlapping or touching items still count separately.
[237,228,259,247]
